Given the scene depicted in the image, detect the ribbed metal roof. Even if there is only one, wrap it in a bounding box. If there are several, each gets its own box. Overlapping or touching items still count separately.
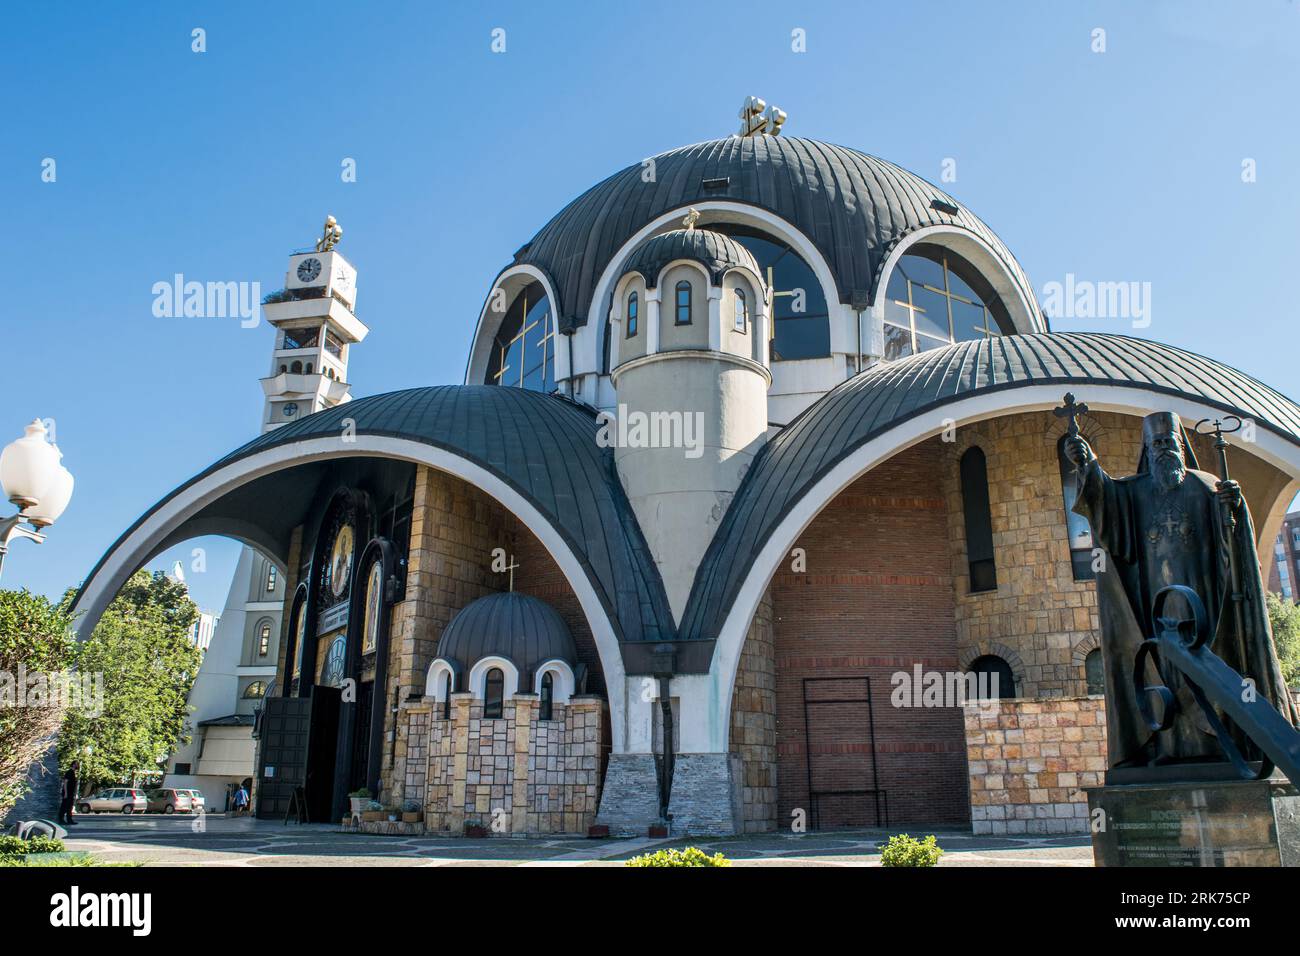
[436,591,578,676]
[512,136,1038,331]
[678,332,1300,642]
[622,228,762,288]
[164,386,675,645]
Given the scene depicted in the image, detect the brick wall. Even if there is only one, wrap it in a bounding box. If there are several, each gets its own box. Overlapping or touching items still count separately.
[730,592,777,831]
[768,442,970,827]
[965,696,1106,834]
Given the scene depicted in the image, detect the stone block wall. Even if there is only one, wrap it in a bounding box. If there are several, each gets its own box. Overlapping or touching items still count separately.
[965,695,1106,835]
[424,692,604,835]
[943,410,1289,700]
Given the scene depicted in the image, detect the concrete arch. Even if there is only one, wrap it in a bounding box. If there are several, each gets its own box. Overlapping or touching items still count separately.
[873,223,1045,334]
[464,264,564,388]
[704,383,1300,750]
[71,435,630,748]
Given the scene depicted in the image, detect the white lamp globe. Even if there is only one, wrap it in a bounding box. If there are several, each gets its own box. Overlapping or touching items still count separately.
[24,449,74,527]
[0,420,60,507]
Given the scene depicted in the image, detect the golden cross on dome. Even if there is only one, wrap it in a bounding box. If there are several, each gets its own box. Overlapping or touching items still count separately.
[682,208,701,231]
[738,96,787,137]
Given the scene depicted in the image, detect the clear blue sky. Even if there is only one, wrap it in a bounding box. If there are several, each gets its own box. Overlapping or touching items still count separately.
[2,0,1299,612]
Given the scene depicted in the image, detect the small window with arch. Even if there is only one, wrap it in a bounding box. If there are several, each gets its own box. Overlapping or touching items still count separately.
[675,281,692,325]
[734,287,748,333]
[483,667,504,719]
[539,671,554,721]
[626,291,638,337]
[441,672,452,720]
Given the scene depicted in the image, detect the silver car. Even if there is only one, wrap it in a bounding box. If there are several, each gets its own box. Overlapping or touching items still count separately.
[181,789,206,813]
[145,788,194,814]
[77,787,148,814]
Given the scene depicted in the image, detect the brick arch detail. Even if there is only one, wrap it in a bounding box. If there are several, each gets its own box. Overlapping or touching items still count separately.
[958,642,1026,692]
[1070,633,1101,666]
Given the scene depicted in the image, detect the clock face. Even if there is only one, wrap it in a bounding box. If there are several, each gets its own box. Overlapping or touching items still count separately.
[282,403,298,418]
[297,257,322,283]
[329,524,354,597]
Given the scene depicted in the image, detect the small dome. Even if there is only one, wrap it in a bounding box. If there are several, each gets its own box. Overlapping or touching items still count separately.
[622,228,761,288]
[436,592,578,675]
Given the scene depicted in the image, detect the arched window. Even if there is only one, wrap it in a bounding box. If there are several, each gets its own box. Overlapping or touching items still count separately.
[483,667,504,719]
[290,360,303,374]
[969,655,1015,700]
[1084,649,1105,696]
[278,364,287,374]
[484,281,555,391]
[266,566,277,592]
[258,622,271,657]
[959,447,997,592]
[305,362,313,374]
[675,281,692,325]
[626,291,639,337]
[441,672,452,720]
[1058,434,1096,580]
[883,246,1009,360]
[243,680,266,699]
[734,288,747,332]
[540,671,554,721]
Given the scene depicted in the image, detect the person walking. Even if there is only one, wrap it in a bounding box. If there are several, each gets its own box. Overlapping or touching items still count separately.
[233,783,249,816]
[58,761,80,826]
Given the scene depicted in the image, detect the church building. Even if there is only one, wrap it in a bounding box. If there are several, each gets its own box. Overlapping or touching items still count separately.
[73,101,1300,836]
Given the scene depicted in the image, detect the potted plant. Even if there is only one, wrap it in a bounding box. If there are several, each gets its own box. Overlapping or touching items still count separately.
[401,799,423,824]
[361,799,384,823]
[348,787,372,818]
[464,818,489,838]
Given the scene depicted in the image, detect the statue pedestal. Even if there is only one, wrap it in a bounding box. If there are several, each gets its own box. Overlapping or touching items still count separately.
[1087,774,1300,866]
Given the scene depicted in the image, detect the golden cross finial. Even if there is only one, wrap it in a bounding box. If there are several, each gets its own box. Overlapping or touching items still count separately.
[682,208,701,231]
[315,215,343,253]
[738,96,786,137]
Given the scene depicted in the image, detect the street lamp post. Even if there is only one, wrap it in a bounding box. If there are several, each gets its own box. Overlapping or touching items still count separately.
[0,419,75,581]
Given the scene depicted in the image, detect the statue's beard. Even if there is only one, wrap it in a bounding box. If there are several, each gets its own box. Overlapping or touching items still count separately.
[1151,452,1186,492]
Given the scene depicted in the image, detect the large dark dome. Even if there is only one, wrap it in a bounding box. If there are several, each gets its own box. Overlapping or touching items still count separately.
[511,136,1036,332]
[436,591,578,675]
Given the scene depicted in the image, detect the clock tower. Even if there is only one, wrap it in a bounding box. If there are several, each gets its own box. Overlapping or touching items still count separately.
[259,216,370,432]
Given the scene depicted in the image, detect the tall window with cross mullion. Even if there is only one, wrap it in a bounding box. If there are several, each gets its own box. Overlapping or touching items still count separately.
[882,246,1009,361]
[485,281,556,392]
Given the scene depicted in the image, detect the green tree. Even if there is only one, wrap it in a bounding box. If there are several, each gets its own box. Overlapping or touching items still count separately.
[1267,591,1300,687]
[60,571,202,789]
[0,589,75,818]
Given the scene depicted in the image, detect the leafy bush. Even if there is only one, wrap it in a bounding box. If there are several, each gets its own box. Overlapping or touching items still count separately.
[0,834,65,857]
[348,787,372,799]
[364,799,383,811]
[401,799,421,813]
[0,589,75,819]
[879,833,943,867]
[626,846,730,867]
[1,853,138,868]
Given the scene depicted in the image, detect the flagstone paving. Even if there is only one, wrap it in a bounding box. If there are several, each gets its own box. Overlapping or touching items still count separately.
[58,814,1094,867]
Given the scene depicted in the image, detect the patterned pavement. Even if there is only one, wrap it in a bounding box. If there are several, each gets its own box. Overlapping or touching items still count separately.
[59,814,1095,867]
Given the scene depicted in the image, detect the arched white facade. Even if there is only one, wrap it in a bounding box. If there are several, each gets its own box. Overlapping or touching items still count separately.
[463,263,565,388]
[700,383,1300,751]
[468,655,520,699]
[70,435,631,750]
[533,658,576,704]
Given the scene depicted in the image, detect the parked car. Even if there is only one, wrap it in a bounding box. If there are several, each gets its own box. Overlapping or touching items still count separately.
[181,789,206,813]
[77,788,148,814]
[145,788,195,814]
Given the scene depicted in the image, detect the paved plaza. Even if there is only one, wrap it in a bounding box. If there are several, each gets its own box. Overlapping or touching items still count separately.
[58,815,1094,867]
